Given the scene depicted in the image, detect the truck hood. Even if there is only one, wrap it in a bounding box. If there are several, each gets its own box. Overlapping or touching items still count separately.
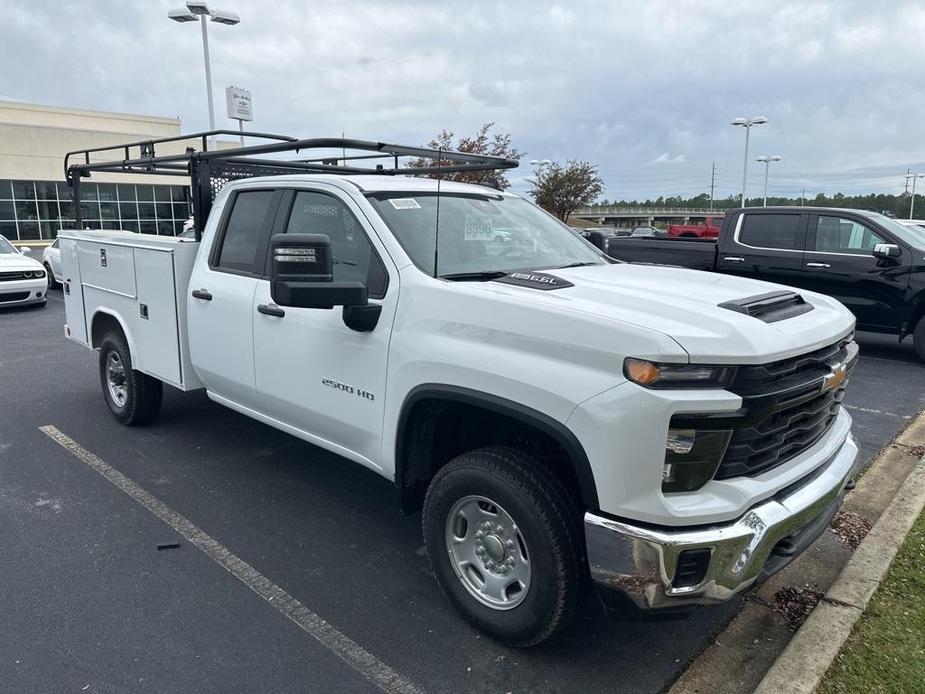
[477,263,855,363]
[0,252,42,271]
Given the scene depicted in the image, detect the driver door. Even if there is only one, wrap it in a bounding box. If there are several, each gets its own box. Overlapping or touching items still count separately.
[799,213,907,331]
[252,186,397,467]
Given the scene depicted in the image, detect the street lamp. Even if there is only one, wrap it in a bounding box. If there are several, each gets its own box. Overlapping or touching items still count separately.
[169,2,240,147]
[756,155,781,207]
[731,116,768,207]
[905,173,925,219]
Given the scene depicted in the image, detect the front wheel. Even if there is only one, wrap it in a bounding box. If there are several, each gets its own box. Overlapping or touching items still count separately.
[98,331,163,426]
[422,446,583,647]
[914,317,925,362]
[44,264,59,289]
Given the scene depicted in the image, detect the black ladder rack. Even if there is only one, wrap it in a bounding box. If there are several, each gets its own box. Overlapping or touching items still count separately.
[64,129,519,239]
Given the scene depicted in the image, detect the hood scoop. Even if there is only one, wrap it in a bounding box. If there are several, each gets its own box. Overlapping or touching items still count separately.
[493,271,573,291]
[718,290,813,323]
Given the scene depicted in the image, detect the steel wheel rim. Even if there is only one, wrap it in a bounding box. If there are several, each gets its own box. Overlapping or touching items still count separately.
[444,495,531,610]
[106,352,128,408]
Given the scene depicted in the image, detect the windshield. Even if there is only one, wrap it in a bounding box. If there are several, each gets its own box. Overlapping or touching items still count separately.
[367,193,604,278]
[0,236,17,254]
[859,211,925,250]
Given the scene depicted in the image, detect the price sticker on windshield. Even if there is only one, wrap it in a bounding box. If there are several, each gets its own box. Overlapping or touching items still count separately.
[389,198,421,210]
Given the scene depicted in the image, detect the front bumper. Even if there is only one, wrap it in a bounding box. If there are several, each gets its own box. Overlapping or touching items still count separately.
[584,430,859,610]
[0,278,46,306]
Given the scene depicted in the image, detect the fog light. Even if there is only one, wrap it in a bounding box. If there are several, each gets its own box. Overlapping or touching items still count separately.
[666,429,696,455]
[662,427,733,493]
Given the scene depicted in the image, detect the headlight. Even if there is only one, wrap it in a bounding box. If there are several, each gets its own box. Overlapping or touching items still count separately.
[624,358,736,389]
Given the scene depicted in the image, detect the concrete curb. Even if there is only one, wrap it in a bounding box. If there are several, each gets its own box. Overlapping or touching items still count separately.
[753,453,925,694]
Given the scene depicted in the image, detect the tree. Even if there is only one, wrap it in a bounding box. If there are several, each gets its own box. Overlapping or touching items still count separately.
[529,160,604,222]
[407,123,520,189]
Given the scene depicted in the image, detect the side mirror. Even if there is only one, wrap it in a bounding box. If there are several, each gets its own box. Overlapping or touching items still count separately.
[871,243,901,259]
[19,246,32,255]
[269,233,368,309]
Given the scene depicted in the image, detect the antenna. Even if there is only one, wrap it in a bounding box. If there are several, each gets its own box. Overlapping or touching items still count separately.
[433,147,442,278]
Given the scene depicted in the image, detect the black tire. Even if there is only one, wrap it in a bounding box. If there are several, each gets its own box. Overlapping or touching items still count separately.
[914,317,925,362]
[44,264,59,290]
[98,331,163,426]
[422,446,583,647]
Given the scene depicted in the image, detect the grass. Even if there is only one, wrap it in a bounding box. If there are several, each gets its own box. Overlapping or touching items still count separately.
[816,507,925,693]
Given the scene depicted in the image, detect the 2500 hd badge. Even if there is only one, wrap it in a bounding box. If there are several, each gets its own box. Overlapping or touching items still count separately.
[321,377,375,401]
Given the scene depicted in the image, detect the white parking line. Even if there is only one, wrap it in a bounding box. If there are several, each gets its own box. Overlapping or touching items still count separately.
[39,425,424,694]
[844,404,912,420]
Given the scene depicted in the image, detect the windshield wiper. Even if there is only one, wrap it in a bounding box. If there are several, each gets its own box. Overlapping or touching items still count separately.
[440,271,510,282]
[555,262,598,269]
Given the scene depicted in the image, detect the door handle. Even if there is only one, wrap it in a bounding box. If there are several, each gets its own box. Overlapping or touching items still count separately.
[191,288,213,301]
[806,262,831,269]
[257,303,286,318]
[723,256,745,263]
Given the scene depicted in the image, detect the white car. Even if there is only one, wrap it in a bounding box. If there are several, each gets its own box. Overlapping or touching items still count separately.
[0,235,47,308]
[42,238,63,289]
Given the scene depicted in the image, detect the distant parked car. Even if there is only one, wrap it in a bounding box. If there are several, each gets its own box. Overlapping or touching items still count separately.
[668,215,725,239]
[630,226,668,238]
[0,235,47,308]
[42,238,62,289]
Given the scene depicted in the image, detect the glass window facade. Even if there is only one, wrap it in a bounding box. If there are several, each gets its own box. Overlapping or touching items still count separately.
[0,179,191,241]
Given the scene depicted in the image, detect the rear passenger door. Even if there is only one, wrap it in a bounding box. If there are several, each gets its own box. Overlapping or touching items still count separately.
[718,210,806,288]
[800,213,906,330]
[252,186,397,467]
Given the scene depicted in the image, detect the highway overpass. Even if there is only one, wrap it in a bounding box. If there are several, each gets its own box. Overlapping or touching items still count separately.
[570,206,728,228]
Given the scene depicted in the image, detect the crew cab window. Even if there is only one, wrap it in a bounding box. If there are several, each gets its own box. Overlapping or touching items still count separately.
[285,191,387,297]
[215,190,276,274]
[738,214,801,250]
[813,216,884,254]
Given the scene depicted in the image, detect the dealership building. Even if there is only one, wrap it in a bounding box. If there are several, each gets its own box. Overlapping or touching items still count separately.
[0,101,207,242]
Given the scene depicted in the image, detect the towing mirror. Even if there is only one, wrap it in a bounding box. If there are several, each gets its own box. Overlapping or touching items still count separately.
[269,233,367,309]
[871,243,901,259]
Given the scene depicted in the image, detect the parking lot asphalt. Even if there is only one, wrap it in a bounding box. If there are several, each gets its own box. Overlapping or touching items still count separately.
[2,295,923,694]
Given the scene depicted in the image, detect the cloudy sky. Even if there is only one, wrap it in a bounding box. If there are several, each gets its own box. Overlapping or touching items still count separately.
[2,0,924,201]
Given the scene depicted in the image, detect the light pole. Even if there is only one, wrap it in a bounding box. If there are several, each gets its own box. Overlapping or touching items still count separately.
[756,155,781,207]
[905,173,925,219]
[169,2,240,147]
[731,116,768,207]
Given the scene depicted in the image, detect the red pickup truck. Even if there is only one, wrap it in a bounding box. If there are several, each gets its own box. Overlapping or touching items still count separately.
[668,215,724,238]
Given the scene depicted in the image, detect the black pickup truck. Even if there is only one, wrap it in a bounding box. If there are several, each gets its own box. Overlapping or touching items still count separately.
[606,206,925,360]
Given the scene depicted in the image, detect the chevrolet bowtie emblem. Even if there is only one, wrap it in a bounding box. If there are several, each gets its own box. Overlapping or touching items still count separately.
[822,363,847,392]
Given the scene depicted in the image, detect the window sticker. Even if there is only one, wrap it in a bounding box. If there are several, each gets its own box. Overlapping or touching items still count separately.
[389,198,422,210]
[464,216,494,241]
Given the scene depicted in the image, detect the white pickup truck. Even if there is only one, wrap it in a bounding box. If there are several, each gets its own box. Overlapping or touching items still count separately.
[59,133,860,646]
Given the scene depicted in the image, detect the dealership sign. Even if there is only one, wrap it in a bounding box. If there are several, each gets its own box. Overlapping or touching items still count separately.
[225,86,253,122]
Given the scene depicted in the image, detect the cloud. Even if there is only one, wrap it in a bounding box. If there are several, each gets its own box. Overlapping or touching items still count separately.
[649,153,687,165]
[1,0,923,200]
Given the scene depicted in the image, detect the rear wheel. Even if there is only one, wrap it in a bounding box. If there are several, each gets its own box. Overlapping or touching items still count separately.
[914,317,925,362]
[98,331,162,425]
[422,446,582,647]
